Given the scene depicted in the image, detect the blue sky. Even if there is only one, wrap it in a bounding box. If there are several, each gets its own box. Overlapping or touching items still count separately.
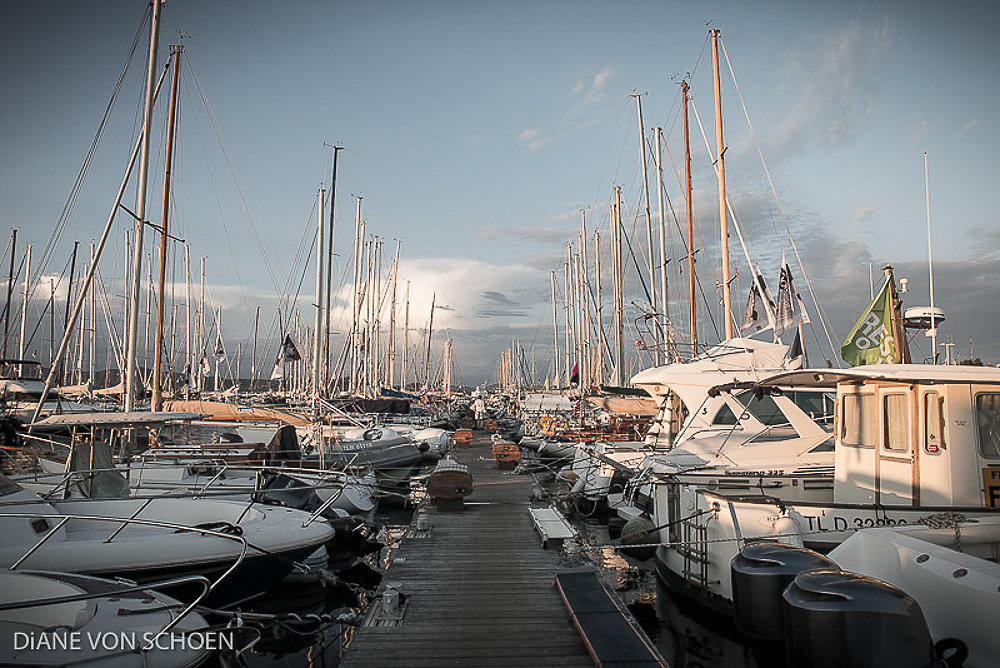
[2,0,999,385]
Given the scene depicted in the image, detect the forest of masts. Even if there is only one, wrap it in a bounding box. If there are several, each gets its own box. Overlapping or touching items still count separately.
[498,30,825,394]
[2,9,461,411]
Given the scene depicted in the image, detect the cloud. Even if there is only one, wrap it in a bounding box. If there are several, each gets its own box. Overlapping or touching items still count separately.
[852,201,884,224]
[517,65,615,152]
[958,118,980,139]
[579,66,614,107]
[769,18,894,155]
[481,290,518,305]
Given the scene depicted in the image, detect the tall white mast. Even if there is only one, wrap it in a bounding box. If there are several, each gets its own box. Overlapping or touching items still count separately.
[563,247,571,385]
[924,152,938,362]
[579,211,589,387]
[594,230,604,386]
[312,188,325,402]
[550,269,559,387]
[612,186,625,386]
[402,280,410,391]
[124,0,163,412]
[18,244,31,365]
[633,93,658,362]
[712,29,733,340]
[388,240,400,389]
[350,197,363,394]
[654,126,669,359]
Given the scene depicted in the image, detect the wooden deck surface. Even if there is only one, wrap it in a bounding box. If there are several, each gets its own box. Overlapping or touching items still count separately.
[340,433,595,667]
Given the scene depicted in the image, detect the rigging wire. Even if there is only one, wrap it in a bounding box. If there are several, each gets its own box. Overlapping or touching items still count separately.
[24,6,150,323]
[719,35,839,364]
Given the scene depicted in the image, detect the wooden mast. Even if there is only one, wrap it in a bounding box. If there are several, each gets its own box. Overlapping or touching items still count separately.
[152,44,182,411]
[682,79,697,357]
[711,29,733,340]
[124,0,163,412]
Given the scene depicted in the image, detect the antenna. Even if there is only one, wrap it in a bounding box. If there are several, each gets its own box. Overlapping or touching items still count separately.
[925,152,938,362]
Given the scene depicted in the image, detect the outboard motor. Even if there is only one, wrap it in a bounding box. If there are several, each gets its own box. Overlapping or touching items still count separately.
[730,541,837,643]
[782,569,934,668]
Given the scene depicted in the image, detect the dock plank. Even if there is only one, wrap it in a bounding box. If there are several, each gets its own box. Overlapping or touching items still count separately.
[340,434,595,667]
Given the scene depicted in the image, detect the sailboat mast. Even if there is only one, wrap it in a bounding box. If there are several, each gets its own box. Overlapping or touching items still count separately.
[612,186,625,386]
[550,269,559,388]
[924,152,938,362]
[424,292,435,389]
[711,29,733,340]
[579,211,589,387]
[350,197,363,394]
[388,240,400,389]
[19,244,31,364]
[682,80,697,357]
[633,93,658,362]
[323,145,342,387]
[152,44,182,411]
[250,305,259,390]
[312,188,326,404]
[60,241,79,385]
[564,246,571,385]
[402,279,410,391]
[3,228,15,358]
[594,230,604,386]
[124,0,163,412]
[654,126,668,362]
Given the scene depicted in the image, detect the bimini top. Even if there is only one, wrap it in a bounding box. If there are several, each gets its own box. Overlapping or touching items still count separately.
[30,411,203,428]
[757,364,1000,389]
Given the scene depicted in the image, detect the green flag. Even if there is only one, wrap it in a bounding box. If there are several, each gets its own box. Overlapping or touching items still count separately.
[841,279,897,366]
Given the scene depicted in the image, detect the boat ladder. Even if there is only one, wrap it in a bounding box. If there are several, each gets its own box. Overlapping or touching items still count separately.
[678,513,715,588]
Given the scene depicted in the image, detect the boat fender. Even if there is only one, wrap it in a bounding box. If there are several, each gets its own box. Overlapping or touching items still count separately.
[618,515,657,561]
[771,514,804,548]
[931,637,968,668]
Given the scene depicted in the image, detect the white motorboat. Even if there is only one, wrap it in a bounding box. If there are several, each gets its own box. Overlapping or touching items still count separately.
[647,364,1000,615]
[0,473,335,607]
[0,569,215,667]
[825,517,1000,668]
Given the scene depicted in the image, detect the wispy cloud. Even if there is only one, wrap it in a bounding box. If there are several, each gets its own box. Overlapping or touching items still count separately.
[770,18,894,155]
[517,65,615,152]
[958,118,980,139]
[852,201,885,224]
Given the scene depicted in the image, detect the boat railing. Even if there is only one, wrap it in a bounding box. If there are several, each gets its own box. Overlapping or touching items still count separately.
[14,463,367,504]
[300,485,347,528]
[0,571,213,649]
[0,508,251,601]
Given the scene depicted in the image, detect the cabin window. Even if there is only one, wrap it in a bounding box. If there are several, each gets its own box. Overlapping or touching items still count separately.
[883,393,910,452]
[923,392,944,454]
[712,403,738,425]
[790,391,836,425]
[0,473,21,498]
[841,393,875,448]
[975,393,1000,459]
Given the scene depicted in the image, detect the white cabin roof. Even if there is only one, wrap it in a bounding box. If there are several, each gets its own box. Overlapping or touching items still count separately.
[758,364,1000,389]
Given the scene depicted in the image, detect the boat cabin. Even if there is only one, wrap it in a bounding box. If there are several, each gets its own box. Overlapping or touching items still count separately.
[759,365,1000,510]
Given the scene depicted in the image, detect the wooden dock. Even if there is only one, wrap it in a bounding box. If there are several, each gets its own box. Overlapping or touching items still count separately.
[340,433,596,667]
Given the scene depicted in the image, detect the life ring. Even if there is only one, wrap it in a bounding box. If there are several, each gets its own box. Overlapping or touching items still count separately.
[538,416,555,437]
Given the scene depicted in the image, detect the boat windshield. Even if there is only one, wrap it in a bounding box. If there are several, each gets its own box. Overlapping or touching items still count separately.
[0,473,23,498]
[714,390,834,427]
